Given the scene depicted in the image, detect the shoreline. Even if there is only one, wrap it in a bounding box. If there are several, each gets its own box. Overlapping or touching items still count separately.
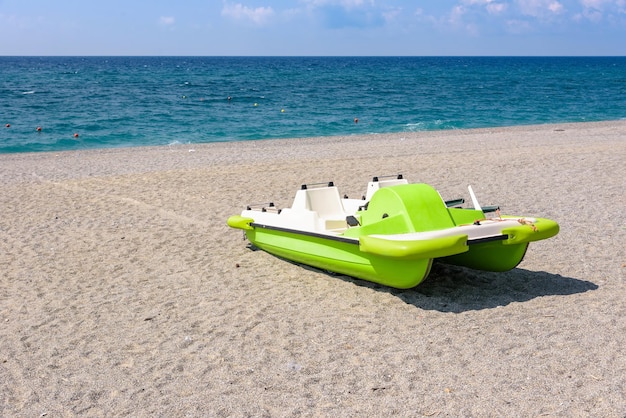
[2,119,625,179]
[1,118,624,159]
[1,120,625,415]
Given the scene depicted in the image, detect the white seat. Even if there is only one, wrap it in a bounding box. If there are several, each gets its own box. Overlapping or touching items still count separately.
[291,186,347,231]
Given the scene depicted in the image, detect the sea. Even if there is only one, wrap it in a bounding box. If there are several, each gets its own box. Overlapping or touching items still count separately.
[1,56,625,154]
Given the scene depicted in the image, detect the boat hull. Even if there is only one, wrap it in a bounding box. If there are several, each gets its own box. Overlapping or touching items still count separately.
[441,240,529,271]
[443,210,559,272]
[244,226,436,289]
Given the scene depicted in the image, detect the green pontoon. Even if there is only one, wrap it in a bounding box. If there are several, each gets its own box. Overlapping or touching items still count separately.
[227,176,559,289]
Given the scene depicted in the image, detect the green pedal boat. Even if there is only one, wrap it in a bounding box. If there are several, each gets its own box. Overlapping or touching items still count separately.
[227,176,559,289]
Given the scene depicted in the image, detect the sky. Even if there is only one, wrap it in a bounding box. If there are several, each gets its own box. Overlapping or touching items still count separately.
[0,0,625,56]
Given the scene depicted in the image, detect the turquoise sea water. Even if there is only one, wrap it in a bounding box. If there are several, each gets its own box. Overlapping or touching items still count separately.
[1,56,625,153]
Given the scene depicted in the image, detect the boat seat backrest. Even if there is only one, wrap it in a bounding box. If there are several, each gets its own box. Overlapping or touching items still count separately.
[361,183,456,234]
[292,186,345,214]
[304,187,346,220]
[365,178,409,201]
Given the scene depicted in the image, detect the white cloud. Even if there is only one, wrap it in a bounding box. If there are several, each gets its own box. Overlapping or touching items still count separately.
[575,0,626,22]
[303,0,373,9]
[159,16,175,26]
[580,0,604,7]
[548,1,564,12]
[222,3,275,25]
[578,0,624,8]
[462,0,496,4]
[580,8,604,20]
[442,0,507,33]
[487,3,507,14]
[461,0,507,12]
[506,18,534,32]
[447,0,508,23]
[579,0,626,13]
[516,0,565,17]
[449,5,467,25]
[443,5,481,34]
[381,8,402,23]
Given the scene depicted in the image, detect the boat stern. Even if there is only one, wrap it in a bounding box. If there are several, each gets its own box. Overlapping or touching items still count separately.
[227,215,254,230]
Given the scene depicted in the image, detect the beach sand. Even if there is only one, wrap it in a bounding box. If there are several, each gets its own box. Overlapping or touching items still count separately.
[1,121,625,416]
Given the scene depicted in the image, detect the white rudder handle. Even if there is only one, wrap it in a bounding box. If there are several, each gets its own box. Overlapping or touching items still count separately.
[468,185,482,211]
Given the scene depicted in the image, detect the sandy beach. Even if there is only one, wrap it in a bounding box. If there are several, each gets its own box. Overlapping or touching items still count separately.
[1,121,625,416]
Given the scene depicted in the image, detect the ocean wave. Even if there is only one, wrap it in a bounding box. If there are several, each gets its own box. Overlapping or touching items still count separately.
[1,56,625,153]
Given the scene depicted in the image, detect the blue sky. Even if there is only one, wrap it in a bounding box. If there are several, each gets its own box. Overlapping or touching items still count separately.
[1,0,624,55]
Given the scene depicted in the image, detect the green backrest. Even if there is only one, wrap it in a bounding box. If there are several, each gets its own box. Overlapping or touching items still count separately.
[360,184,456,234]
